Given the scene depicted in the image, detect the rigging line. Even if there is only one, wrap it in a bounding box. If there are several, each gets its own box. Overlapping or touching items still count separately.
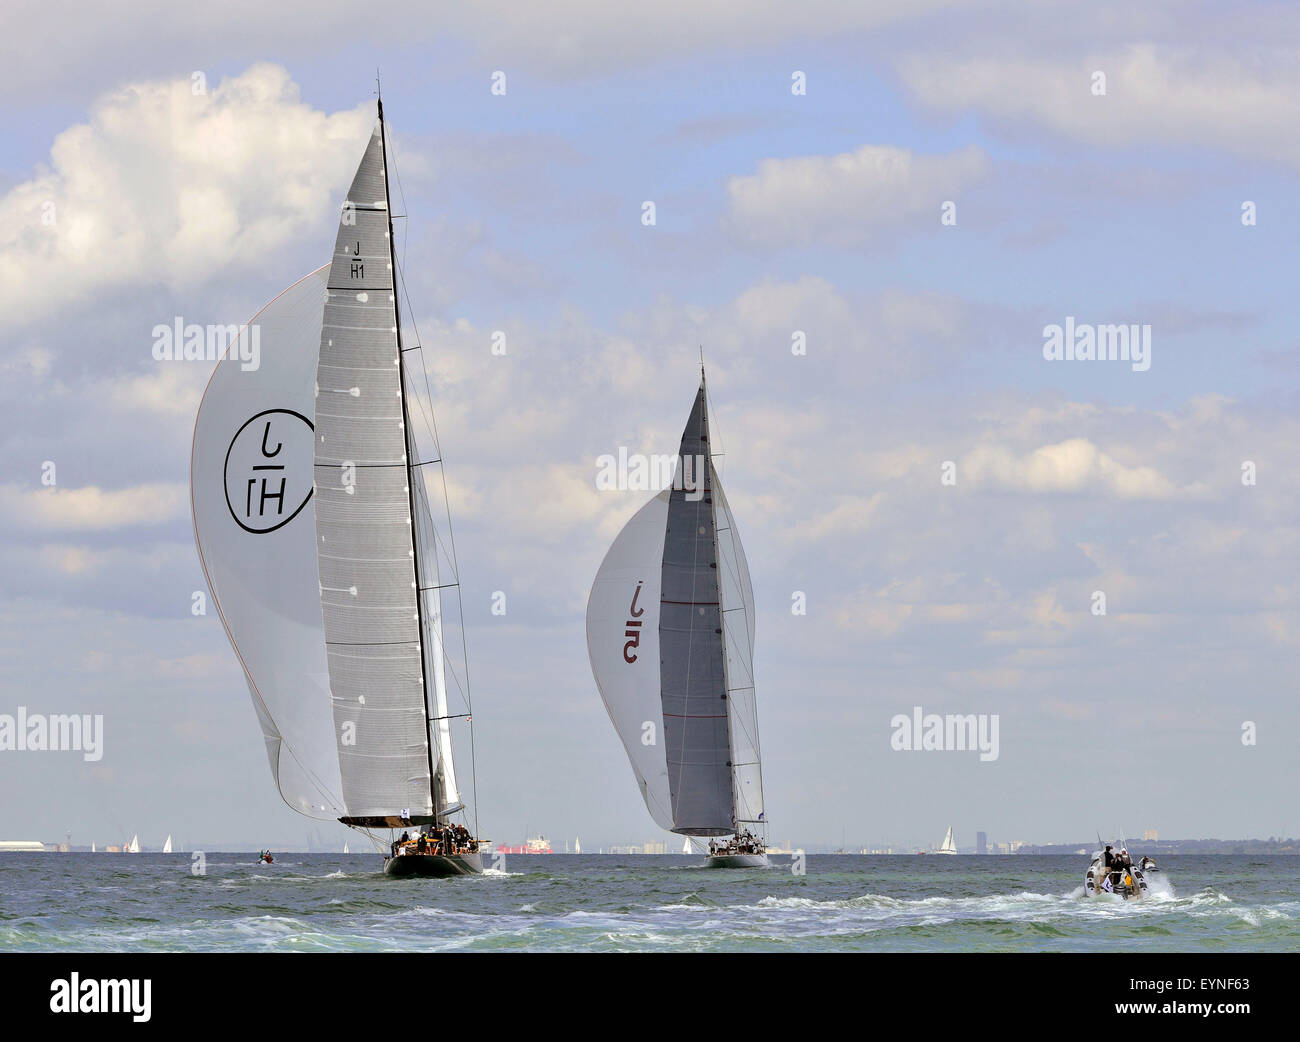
[412,564,469,712]
[388,156,480,842]
[704,398,742,833]
[411,479,470,709]
[387,122,412,303]
[718,514,763,800]
[380,107,439,819]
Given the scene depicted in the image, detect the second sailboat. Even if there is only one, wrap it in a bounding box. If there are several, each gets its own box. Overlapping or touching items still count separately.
[587,369,769,868]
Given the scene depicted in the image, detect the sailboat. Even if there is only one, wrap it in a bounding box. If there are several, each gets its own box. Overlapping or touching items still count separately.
[936,825,957,855]
[191,92,483,878]
[126,835,140,854]
[587,368,768,869]
[682,837,691,855]
[343,841,350,855]
[162,834,173,854]
[574,836,581,855]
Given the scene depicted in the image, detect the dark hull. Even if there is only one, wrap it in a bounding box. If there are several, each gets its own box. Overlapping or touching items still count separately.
[705,853,769,869]
[383,852,483,877]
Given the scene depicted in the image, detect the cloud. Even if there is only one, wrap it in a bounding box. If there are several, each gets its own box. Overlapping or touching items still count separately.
[726,144,990,246]
[899,44,1300,167]
[962,438,1198,500]
[0,2,964,102]
[0,483,189,531]
[0,63,370,328]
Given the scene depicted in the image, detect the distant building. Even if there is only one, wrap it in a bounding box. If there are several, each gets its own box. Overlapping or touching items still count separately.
[1143,829,1158,841]
[976,831,987,855]
[0,841,45,852]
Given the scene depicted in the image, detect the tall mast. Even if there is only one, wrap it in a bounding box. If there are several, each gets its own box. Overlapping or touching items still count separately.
[700,365,739,833]
[377,92,440,822]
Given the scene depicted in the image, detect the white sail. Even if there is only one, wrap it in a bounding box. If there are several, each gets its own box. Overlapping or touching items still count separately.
[587,375,764,838]
[939,825,957,854]
[343,841,350,854]
[683,837,691,854]
[412,460,461,815]
[714,477,763,828]
[127,835,140,853]
[192,107,473,837]
[162,834,173,854]
[191,266,345,820]
[91,841,95,853]
[587,490,675,831]
[574,836,581,855]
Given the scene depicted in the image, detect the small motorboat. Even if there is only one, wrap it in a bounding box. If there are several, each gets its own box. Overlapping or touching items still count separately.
[1084,850,1147,899]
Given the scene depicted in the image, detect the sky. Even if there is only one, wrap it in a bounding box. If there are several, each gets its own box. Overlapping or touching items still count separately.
[2,1,1299,852]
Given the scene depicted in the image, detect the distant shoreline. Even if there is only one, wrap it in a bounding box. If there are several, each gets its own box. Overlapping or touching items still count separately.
[8,840,1299,856]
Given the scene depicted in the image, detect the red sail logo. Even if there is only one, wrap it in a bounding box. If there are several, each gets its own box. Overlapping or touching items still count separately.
[623,582,645,663]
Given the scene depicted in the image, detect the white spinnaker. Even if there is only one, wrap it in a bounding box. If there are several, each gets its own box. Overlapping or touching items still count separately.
[714,477,764,828]
[586,490,674,831]
[191,266,345,820]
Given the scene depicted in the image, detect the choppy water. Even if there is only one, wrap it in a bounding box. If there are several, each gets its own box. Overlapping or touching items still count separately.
[1,853,1296,952]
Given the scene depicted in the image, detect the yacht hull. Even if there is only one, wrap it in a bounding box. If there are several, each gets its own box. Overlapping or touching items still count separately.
[383,852,483,877]
[705,853,769,869]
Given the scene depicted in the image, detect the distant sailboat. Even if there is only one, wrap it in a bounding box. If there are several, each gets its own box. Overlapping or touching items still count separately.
[574,836,581,855]
[343,841,350,854]
[162,834,173,854]
[682,837,691,854]
[191,91,484,877]
[91,841,95,853]
[937,825,957,855]
[126,834,140,854]
[587,368,768,869]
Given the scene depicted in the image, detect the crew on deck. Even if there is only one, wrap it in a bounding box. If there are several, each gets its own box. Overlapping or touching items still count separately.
[709,829,763,856]
[391,823,479,858]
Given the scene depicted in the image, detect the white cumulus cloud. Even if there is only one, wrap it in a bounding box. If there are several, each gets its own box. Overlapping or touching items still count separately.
[0,63,371,328]
[726,144,990,246]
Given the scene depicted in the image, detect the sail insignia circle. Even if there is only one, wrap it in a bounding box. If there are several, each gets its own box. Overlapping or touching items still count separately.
[223,408,315,534]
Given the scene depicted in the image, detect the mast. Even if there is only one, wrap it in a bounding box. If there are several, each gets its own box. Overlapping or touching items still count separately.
[377,92,440,824]
[701,365,739,834]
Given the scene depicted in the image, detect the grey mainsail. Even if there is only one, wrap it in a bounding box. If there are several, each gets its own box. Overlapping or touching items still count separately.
[314,124,433,825]
[660,380,734,834]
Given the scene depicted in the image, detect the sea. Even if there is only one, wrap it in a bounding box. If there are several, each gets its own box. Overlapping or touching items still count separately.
[1,853,1295,952]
